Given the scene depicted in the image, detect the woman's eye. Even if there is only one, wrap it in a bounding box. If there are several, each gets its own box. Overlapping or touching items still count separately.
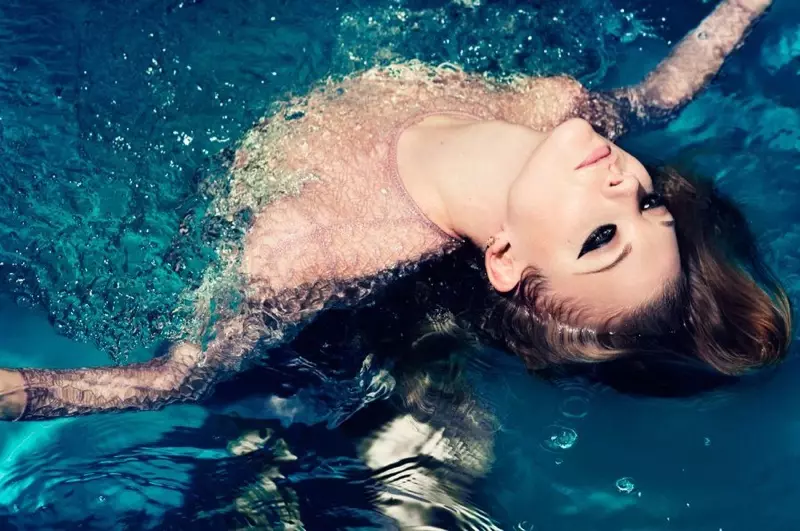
[640,192,666,211]
[578,224,616,258]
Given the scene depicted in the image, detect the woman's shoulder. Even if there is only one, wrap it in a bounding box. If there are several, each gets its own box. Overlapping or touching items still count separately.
[260,62,599,133]
[341,62,593,127]
[333,61,488,114]
[337,62,595,132]
[495,74,626,138]
[263,62,614,129]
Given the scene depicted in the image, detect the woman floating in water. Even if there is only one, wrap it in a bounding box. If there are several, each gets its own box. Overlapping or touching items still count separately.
[0,0,789,420]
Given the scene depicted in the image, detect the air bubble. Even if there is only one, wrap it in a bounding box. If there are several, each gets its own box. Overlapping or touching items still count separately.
[616,477,635,494]
[559,395,590,419]
[542,425,578,451]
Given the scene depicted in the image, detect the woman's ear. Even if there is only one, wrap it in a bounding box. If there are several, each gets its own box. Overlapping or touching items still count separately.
[484,235,522,293]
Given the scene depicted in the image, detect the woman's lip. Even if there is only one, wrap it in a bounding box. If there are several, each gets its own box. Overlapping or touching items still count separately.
[576,144,612,170]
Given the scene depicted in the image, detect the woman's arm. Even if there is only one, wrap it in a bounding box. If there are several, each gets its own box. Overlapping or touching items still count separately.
[595,0,771,129]
[0,313,266,420]
[15,342,214,420]
[0,270,390,420]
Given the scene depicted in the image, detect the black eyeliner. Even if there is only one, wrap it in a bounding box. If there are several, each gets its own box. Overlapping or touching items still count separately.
[578,224,616,259]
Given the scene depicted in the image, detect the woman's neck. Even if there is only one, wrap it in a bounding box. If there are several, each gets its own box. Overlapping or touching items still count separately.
[396,115,546,246]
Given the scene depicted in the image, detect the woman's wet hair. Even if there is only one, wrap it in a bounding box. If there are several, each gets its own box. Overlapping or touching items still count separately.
[484,166,793,376]
[307,166,793,406]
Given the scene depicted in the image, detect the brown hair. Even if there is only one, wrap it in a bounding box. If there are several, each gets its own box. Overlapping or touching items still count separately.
[483,167,793,375]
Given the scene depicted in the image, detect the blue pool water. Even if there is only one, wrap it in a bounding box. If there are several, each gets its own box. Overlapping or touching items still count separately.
[1,0,800,529]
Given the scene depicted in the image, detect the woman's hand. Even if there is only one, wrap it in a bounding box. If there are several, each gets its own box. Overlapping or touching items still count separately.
[0,369,26,420]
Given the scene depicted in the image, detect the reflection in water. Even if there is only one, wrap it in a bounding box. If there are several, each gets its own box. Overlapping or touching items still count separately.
[149,402,500,529]
[208,324,501,528]
[208,428,302,529]
[360,413,499,530]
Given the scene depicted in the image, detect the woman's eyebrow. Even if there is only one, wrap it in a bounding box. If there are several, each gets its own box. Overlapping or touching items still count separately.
[581,243,633,275]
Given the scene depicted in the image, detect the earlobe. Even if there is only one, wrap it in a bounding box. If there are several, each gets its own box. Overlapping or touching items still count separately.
[484,237,521,293]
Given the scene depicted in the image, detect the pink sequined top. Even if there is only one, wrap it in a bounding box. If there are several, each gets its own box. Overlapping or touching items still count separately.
[229,63,588,300]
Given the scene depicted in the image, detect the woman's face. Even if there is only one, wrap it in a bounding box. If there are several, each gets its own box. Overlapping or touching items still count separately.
[492,118,680,323]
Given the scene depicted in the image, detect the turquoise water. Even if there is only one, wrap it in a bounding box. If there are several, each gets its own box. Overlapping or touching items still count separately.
[1,0,800,529]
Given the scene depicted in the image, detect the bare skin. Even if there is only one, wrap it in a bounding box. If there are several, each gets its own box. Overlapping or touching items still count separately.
[0,0,772,420]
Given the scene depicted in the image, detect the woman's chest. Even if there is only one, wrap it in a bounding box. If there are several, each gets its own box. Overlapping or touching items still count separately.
[240,171,454,296]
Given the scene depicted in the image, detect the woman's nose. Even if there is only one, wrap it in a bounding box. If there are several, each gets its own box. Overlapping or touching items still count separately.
[602,165,638,199]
